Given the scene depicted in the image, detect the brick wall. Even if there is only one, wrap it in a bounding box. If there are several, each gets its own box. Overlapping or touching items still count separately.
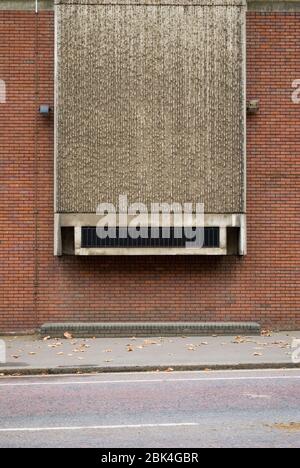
[0,11,299,332]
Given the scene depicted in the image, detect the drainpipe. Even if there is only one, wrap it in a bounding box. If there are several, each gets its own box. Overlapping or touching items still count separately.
[34,0,39,327]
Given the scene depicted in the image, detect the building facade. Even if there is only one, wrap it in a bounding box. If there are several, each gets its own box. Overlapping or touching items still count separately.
[0,0,299,331]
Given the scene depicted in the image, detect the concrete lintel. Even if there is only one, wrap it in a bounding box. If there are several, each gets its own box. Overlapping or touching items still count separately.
[57,213,245,228]
[75,247,227,256]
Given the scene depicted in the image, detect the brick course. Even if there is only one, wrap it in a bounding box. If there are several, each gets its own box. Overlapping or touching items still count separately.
[0,11,299,332]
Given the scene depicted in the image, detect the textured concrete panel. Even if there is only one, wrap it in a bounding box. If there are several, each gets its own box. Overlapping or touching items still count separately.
[55,1,246,5]
[55,1,246,213]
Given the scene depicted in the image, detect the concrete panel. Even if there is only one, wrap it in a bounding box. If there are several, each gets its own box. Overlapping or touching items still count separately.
[55,1,246,215]
[2,1,300,12]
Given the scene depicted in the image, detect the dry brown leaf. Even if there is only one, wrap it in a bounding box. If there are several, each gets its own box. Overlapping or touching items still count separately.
[165,367,174,372]
[64,332,73,340]
[127,345,134,352]
[12,355,20,359]
[28,352,36,355]
[201,342,208,345]
[261,329,272,337]
[187,345,196,351]
[253,352,263,356]
[43,336,51,341]
[233,336,246,344]
[56,352,64,356]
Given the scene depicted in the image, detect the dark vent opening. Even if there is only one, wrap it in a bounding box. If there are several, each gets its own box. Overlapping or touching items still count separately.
[81,227,220,249]
[62,227,75,255]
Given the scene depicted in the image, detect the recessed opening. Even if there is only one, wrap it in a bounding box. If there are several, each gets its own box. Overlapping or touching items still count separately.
[81,227,220,249]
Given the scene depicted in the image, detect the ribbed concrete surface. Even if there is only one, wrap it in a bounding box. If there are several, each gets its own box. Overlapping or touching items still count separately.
[40,321,261,337]
[55,0,246,213]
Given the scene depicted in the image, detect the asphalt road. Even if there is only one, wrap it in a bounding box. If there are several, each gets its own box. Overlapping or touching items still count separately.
[0,370,299,448]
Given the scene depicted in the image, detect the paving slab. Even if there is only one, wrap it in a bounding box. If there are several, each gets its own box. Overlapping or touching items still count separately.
[0,331,300,375]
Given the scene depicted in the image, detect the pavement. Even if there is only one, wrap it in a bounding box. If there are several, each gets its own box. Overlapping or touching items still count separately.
[0,331,300,375]
[0,369,299,447]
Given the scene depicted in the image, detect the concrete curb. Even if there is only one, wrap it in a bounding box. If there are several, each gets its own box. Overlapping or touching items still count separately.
[40,321,261,338]
[0,362,299,376]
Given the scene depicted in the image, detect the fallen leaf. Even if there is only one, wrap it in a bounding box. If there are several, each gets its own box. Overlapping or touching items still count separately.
[165,367,174,372]
[43,336,51,341]
[201,342,208,345]
[127,345,134,352]
[56,352,64,356]
[261,329,272,337]
[64,332,73,340]
[253,352,263,356]
[233,336,246,344]
[12,355,20,359]
[28,352,36,355]
[187,345,196,351]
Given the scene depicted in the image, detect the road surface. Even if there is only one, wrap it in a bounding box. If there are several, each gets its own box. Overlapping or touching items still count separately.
[0,369,299,448]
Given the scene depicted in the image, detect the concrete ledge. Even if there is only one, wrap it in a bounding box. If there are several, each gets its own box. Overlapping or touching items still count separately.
[1,1,300,12]
[40,322,261,338]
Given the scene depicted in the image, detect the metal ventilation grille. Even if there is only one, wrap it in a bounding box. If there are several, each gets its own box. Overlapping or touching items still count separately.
[81,227,220,249]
